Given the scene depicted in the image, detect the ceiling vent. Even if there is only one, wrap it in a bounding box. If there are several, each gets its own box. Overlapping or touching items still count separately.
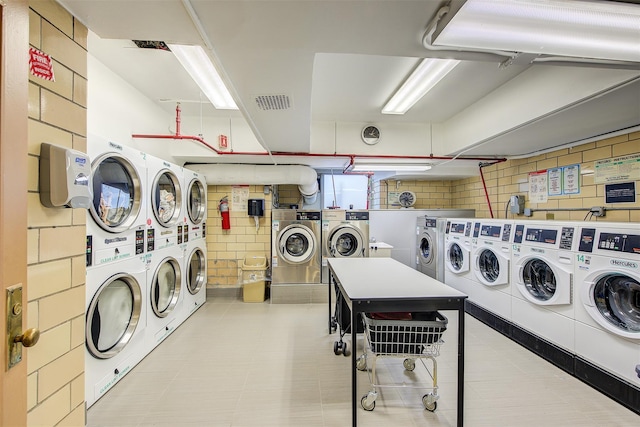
[132,40,170,51]
[254,94,292,111]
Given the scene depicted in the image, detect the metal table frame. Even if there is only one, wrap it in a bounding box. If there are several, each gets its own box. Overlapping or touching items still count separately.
[327,258,467,427]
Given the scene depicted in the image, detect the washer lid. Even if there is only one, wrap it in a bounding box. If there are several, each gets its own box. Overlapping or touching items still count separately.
[278,224,316,264]
[90,154,142,233]
[329,225,365,258]
[86,273,142,359]
[593,274,640,335]
[152,169,182,227]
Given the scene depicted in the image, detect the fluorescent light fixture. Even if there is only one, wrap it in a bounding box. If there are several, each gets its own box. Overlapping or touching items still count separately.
[168,44,238,110]
[382,58,460,115]
[351,163,433,172]
[432,0,640,62]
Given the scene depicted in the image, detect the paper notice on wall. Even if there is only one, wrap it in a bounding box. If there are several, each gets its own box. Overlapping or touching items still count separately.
[29,47,55,81]
[548,168,562,196]
[594,154,640,184]
[563,164,580,194]
[231,186,249,211]
[528,170,548,203]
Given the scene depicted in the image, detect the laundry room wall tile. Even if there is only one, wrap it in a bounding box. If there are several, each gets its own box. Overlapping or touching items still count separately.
[40,89,86,136]
[27,373,38,411]
[28,193,72,228]
[598,210,630,222]
[596,133,628,147]
[27,322,71,373]
[28,82,40,119]
[612,138,640,157]
[57,405,84,427]
[557,152,582,167]
[70,256,84,287]
[73,74,87,107]
[569,141,597,153]
[37,345,83,401]
[27,155,39,192]
[39,225,85,261]
[38,287,84,331]
[70,315,84,349]
[536,158,558,171]
[582,145,612,163]
[41,21,86,78]
[30,59,72,99]
[630,210,640,222]
[73,18,87,50]
[27,301,38,341]
[27,259,70,300]
[69,374,84,408]
[28,120,72,155]
[29,9,41,48]
[30,0,73,38]
[26,384,70,427]
[27,229,39,264]
[71,208,85,225]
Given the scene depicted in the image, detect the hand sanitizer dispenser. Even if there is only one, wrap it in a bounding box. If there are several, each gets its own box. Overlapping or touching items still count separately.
[39,143,92,209]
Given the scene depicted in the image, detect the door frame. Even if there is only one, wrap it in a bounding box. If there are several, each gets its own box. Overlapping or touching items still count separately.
[0,0,29,425]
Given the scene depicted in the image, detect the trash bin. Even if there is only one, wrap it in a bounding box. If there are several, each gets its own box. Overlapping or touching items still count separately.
[241,254,268,302]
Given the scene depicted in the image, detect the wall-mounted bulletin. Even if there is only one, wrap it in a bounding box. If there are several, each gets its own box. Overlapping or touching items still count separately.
[387,191,400,207]
[562,164,580,195]
[531,164,580,202]
[528,170,548,203]
[605,182,636,204]
[594,153,640,184]
[231,185,250,210]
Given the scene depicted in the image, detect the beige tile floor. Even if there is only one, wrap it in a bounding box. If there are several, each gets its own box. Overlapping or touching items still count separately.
[87,296,639,427]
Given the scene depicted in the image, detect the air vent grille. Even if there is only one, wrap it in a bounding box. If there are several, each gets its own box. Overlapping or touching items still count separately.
[254,95,292,111]
[132,40,170,51]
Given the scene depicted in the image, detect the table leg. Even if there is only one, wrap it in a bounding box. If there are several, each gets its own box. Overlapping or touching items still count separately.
[457,304,465,427]
[352,303,358,426]
[328,274,333,334]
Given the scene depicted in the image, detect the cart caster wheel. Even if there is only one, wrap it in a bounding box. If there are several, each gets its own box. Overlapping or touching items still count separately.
[333,341,342,355]
[422,394,437,412]
[356,355,367,371]
[403,358,416,371]
[342,341,350,357]
[361,394,376,411]
[330,318,337,333]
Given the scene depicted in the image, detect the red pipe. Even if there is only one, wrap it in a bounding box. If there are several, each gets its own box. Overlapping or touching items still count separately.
[176,103,181,136]
[478,160,506,219]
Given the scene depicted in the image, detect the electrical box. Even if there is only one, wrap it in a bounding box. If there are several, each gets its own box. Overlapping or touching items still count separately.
[510,195,525,215]
[248,198,265,217]
[39,143,92,209]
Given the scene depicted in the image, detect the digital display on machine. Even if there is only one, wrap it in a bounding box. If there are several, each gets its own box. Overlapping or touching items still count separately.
[599,232,640,254]
[465,222,472,237]
[513,224,525,244]
[502,224,512,242]
[480,225,502,238]
[450,222,466,234]
[525,228,557,244]
[345,211,368,221]
[473,222,481,238]
[578,228,596,253]
[297,211,321,220]
[425,218,437,228]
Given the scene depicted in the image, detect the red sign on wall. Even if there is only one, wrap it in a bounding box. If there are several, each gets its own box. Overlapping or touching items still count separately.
[29,47,55,81]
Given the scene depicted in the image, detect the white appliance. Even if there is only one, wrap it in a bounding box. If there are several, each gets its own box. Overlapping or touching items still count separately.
[321,210,369,283]
[272,209,322,284]
[469,219,513,320]
[181,239,208,322]
[443,218,476,293]
[85,256,147,408]
[86,137,147,268]
[511,221,579,352]
[574,223,640,387]
[146,154,183,253]
[416,216,447,281]
[182,167,207,244]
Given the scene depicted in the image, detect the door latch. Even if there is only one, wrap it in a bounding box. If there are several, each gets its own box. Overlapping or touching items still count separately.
[7,285,40,369]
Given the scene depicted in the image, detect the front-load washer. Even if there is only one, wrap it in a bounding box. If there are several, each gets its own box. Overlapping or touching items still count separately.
[86,137,147,268]
[321,210,369,284]
[182,166,207,244]
[145,249,183,352]
[416,216,447,281]
[443,218,476,293]
[146,154,183,253]
[180,238,207,323]
[511,221,579,352]
[85,255,147,408]
[272,209,321,284]
[469,219,513,320]
[574,222,640,387]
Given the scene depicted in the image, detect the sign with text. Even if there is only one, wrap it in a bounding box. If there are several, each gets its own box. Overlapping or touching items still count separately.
[605,182,636,204]
[528,170,548,203]
[595,153,640,184]
[29,47,55,81]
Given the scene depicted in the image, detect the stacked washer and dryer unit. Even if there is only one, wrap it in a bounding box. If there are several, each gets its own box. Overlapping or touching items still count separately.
[85,138,208,408]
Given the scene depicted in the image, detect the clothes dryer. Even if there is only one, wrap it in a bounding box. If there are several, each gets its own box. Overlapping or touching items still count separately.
[272,209,321,284]
[469,219,513,320]
[574,222,640,387]
[182,167,207,244]
[511,221,579,352]
[146,154,183,253]
[321,210,369,283]
[181,238,208,322]
[416,216,447,281]
[85,255,147,408]
[443,218,476,293]
[86,137,147,268]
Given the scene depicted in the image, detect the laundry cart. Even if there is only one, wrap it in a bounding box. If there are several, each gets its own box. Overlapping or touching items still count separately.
[356,311,448,412]
[329,282,364,356]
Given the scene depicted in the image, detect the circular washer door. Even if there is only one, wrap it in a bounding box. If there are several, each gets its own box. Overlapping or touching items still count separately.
[587,273,640,338]
[150,257,182,318]
[329,225,365,258]
[278,225,317,264]
[418,233,434,266]
[521,258,556,301]
[186,178,206,225]
[475,248,506,286]
[187,247,207,295]
[90,153,142,233]
[446,242,468,273]
[86,273,143,359]
[152,169,182,227]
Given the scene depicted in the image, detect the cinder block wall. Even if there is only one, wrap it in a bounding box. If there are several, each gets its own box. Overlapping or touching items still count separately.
[27,1,87,425]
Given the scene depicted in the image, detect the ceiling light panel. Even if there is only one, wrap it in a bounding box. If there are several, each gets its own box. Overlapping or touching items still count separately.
[352,163,432,172]
[433,0,640,62]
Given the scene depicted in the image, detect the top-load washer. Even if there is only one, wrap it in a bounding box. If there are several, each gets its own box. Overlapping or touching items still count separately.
[86,137,147,268]
[272,209,321,284]
[469,219,513,320]
[574,222,640,388]
[444,218,476,293]
[321,209,369,283]
[416,216,447,281]
[511,221,579,352]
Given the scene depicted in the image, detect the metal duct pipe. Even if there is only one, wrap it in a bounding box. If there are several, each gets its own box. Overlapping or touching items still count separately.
[187,164,319,205]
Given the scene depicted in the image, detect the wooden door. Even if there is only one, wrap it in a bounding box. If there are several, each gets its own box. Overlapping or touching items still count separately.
[0,0,29,425]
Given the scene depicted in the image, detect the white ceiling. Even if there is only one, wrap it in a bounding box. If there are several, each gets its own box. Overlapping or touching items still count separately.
[59,0,640,179]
